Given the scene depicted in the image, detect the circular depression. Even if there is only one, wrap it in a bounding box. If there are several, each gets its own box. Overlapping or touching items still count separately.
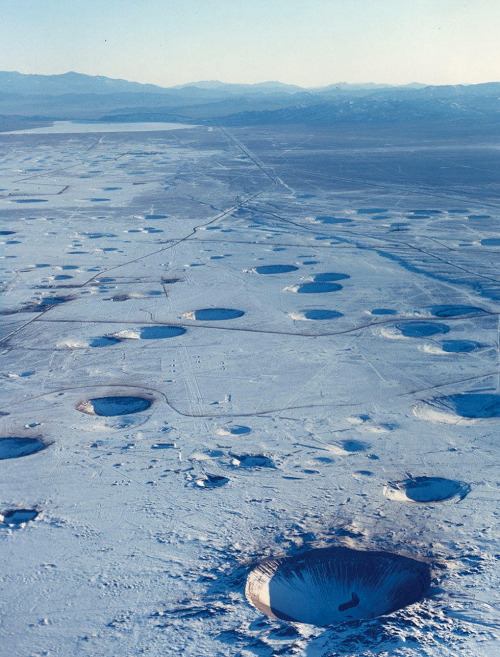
[295,282,343,294]
[76,396,152,417]
[185,308,244,321]
[1,509,39,525]
[246,546,430,627]
[395,322,449,338]
[255,265,299,275]
[0,437,48,460]
[415,393,500,423]
[384,476,470,503]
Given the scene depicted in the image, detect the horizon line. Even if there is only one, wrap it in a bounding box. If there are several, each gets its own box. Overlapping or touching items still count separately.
[2,69,499,90]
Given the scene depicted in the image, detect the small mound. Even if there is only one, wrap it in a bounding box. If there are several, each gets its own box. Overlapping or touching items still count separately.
[395,322,449,338]
[430,305,486,318]
[1,509,39,525]
[246,546,430,627]
[76,396,152,417]
[383,476,470,503]
[255,265,299,275]
[415,393,500,423]
[0,437,47,460]
[294,282,343,294]
[184,308,244,321]
[139,326,186,339]
[313,273,350,282]
[303,309,343,320]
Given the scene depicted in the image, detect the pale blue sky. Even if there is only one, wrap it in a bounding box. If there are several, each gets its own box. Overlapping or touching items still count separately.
[1,0,498,86]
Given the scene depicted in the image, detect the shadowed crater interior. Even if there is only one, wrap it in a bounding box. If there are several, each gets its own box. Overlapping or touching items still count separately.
[296,282,343,294]
[139,326,186,339]
[303,309,343,320]
[0,437,48,460]
[433,393,500,419]
[384,476,471,503]
[440,340,481,353]
[313,272,350,282]
[396,321,449,338]
[255,265,299,275]
[246,546,430,627]
[76,396,152,416]
[430,305,486,318]
[188,308,244,321]
[1,509,39,525]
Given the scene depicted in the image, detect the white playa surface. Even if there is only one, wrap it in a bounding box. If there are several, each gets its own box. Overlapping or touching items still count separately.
[0,122,498,656]
[4,120,197,134]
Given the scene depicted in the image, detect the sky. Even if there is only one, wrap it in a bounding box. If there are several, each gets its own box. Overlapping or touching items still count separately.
[0,0,498,87]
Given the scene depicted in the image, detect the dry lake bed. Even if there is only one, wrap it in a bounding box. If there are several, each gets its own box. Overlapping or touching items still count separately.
[0,120,498,656]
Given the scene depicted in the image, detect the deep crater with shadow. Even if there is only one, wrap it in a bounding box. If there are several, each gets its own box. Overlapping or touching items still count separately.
[313,272,350,282]
[0,437,48,460]
[396,321,449,338]
[246,546,430,627]
[434,393,500,419]
[384,476,470,503]
[1,509,39,525]
[255,265,299,275]
[303,309,343,320]
[296,282,343,294]
[430,305,486,318]
[139,326,186,339]
[187,308,244,321]
[76,396,152,416]
[440,340,481,353]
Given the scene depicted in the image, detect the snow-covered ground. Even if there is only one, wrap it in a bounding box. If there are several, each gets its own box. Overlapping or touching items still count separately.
[1,121,498,656]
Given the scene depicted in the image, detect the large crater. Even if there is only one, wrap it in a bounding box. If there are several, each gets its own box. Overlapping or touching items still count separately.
[76,396,152,416]
[415,393,500,423]
[0,437,48,460]
[246,546,430,627]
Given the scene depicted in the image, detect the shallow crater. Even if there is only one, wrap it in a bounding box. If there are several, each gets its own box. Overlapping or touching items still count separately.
[246,546,430,627]
[231,453,275,468]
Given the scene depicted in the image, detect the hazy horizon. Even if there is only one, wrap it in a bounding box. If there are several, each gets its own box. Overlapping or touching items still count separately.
[1,0,498,88]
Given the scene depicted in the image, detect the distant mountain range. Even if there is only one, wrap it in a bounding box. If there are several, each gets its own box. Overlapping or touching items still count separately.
[0,71,425,96]
[0,71,498,129]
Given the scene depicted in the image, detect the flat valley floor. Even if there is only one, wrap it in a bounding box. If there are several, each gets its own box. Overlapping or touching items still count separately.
[0,120,498,656]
